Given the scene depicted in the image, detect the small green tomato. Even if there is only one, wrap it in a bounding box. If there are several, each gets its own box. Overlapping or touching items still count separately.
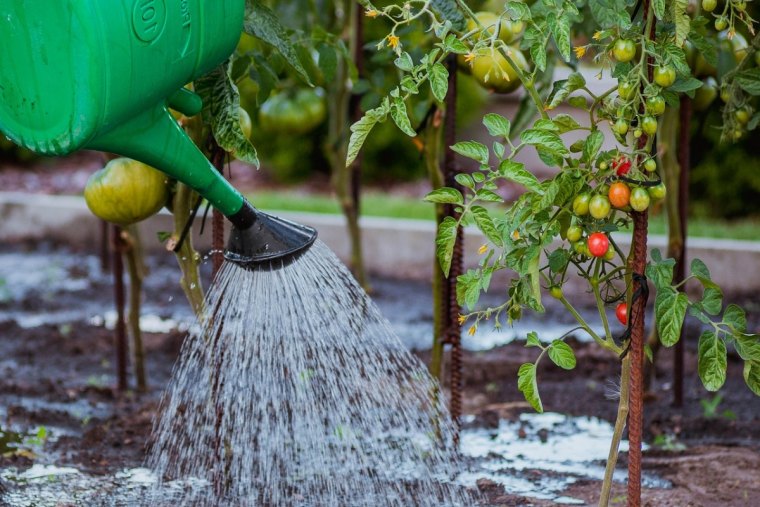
[646,96,666,115]
[573,193,592,216]
[648,183,667,200]
[567,225,583,243]
[641,115,658,136]
[589,194,612,219]
[644,158,657,172]
[654,65,676,88]
[715,17,728,31]
[630,187,651,211]
[702,0,717,12]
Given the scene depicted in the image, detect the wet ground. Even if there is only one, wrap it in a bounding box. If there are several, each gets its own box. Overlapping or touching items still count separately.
[1,244,759,506]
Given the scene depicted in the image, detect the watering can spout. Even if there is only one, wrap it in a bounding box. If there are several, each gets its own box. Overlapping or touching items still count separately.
[88,103,317,268]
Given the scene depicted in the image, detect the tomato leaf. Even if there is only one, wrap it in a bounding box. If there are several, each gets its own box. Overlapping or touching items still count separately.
[700,286,723,315]
[517,363,543,412]
[724,304,747,334]
[520,129,570,157]
[672,0,690,46]
[244,1,312,86]
[589,0,631,29]
[346,103,389,167]
[553,114,581,133]
[736,68,760,96]
[429,62,449,103]
[390,95,416,137]
[546,73,586,110]
[430,0,466,31]
[743,361,760,396]
[548,340,576,370]
[436,216,458,277]
[733,334,760,362]
[698,331,727,391]
[547,13,572,62]
[526,331,542,348]
[498,160,542,192]
[582,130,604,164]
[483,113,512,138]
[652,0,665,19]
[424,187,463,205]
[195,62,259,167]
[655,288,688,347]
[646,251,675,289]
[451,141,490,165]
[471,206,501,245]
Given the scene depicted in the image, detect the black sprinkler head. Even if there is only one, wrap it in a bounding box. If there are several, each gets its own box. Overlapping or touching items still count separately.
[224,204,318,270]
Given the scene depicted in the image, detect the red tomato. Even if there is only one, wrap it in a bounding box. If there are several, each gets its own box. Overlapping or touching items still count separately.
[587,232,610,258]
[616,302,628,325]
[612,156,632,176]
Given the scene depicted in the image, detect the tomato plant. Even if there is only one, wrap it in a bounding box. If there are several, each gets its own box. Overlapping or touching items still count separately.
[348,0,760,503]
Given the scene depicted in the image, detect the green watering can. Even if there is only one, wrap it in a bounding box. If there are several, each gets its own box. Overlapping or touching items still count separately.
[0,0,317,268]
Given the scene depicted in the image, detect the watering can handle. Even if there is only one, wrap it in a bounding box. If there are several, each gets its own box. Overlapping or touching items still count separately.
[87,100,253,227]
[168,88,203,118]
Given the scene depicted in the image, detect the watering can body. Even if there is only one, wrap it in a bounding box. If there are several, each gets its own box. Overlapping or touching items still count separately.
[0,0,248,217]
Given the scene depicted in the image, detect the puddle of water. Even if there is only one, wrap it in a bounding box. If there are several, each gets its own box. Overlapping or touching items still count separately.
[458,412,671,503]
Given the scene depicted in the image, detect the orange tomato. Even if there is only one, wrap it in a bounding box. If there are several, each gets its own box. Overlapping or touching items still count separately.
[608,181,631,209]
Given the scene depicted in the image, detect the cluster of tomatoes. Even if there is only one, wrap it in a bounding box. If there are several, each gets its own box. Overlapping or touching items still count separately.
[458,9,528,94]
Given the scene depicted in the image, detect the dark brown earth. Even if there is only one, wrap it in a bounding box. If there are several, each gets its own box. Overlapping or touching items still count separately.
[0,247,759,506]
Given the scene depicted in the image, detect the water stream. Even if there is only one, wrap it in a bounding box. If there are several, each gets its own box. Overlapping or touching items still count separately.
[144,240,480,506]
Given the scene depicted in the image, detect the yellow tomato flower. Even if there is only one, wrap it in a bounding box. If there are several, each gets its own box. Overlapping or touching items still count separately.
[464,52,476,64]
[468,325,477,336]
[574,46,587,59]
[478,244,488,255]
[593,31,603,41]
[458,314,467,325]
[387,35,400,49]
[365,9,379,18]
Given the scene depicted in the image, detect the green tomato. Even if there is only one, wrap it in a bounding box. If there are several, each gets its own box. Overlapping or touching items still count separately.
[550,286,564,299]
[630,187,651,211]
[644,158,657,172]
[633,128,643,138]
[735,107,752,125]
[702,0,717,11]
[471,47,529,94]
[715,17,728,31]
[649,183,667,200]
[259,88,327,135]
[573,193,592,216]
[589,195,612,219]
[613,118,630,135]
[654,65,676,88]
[612,39,636,63]
[735,0,747,12]
[567,225,583,243]
[604,244,616,261]
[618,80,637,100]
[641,115,658,136]
[720,87,731,103]
[646,95,666,116]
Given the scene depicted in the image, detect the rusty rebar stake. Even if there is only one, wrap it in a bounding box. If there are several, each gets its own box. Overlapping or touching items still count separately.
[673,96,692,407]
[442,53,464,440]
[111,225,129,392]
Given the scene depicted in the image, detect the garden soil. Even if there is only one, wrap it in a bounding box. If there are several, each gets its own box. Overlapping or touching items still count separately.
[0,244,759,506]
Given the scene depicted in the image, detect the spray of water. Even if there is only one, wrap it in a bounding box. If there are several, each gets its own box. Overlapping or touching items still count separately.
[146,240,480,506]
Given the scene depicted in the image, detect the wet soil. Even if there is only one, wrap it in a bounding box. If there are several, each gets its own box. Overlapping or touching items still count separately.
[0,245,759,506]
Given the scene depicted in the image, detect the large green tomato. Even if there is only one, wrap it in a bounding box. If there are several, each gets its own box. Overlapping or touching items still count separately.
[467,11,523,44]
[612,39,636,63]
[654,65,676,88]
[589,195,611,219]
[259,88,327,135]
[471,47,528,94]
[573,193,592,216]
[84,158,169,226]
[629,187,651,211]
[646,95,666,115]
[693,77,718,111]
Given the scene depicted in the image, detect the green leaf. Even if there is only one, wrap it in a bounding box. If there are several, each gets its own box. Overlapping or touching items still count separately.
[346,104,388,167]
[317,43,338,83]
[582,130,604,164]
[520,129,569,157]
[526,331,542,348]
[390,95,416,137]
[733,334,760,362]
[195,62,259,166]
[655,289,688,347]
[517,363,543,412]
[476,189,504,202]
[471,206,501,244]
[442,34,469,54]
[701,286,723,315]
[724,304,747,334]
[430,0,466,31]
[548,249,570,273]
[451,141,490,165]
[546,73,586,110]
[672,0,690,46]
[688,29,718,67]
[646,254,675,289]
[589,0,631,29]
[690,258,713,284]
[483,113,511,138]
[424,187,464,205]
[429,63,449,103]
[670,77,704,95]
[547,13,572,62]
[457,269,482,310]
[735,68,760,96]
[394,52,414,72]
[498,160,542,192]
[698,331,727,391]
[436,216,458,277]
[743,361,760,396]
[652,0,665,19]
[244,1,312,85]
[553,114,581,133]
[548,340,576,370]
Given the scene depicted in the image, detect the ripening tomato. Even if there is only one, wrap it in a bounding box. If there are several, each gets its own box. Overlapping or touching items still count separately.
[612,39,636,63]
[573,193,592,216]
[616,302,628,325]
[630,187,651,211]
[641,115,658,136]
[612,156,632,176]
[567,225,583,243]
[646,95,666,115]
[654,65,676,88]
[608,182,631,208]
[649,183,667,200]
[588,232,610,257]
[589,195,612,219]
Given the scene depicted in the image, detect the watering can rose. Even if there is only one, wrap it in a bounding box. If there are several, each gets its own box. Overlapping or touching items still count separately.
[84,158,170,226]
